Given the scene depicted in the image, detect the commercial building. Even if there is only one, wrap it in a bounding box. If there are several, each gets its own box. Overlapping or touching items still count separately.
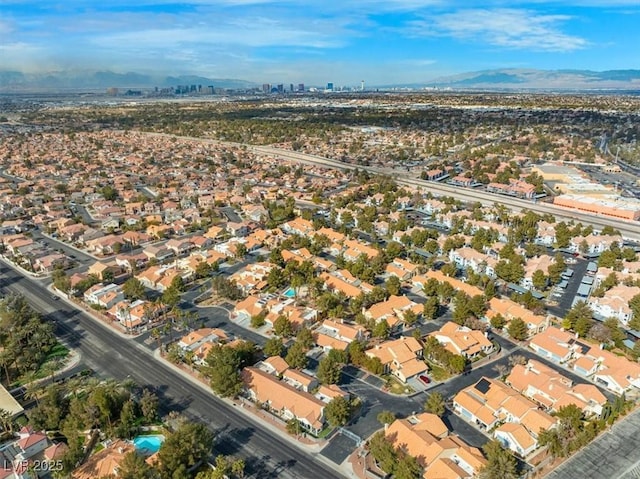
[553,195,640,221]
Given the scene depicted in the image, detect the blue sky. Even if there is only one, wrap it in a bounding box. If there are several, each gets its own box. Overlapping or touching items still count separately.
[1,0,639,85]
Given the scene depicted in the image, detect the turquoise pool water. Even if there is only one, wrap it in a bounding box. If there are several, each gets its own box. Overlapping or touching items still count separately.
[283,287,296,298]
[133,435,165,455]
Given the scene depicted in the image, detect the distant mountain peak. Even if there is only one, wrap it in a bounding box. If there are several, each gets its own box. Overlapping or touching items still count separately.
[0,70,256,92]
[425,68,640,90]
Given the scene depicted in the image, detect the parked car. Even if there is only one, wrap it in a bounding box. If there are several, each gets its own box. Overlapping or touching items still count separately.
[419,375,431,385]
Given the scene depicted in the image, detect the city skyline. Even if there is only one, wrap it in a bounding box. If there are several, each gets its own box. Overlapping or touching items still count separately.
[1,0,639,85]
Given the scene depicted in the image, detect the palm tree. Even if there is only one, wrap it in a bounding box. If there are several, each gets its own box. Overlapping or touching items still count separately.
[0,349,13,385]
[0,408,15,433]
[22,371,42,407]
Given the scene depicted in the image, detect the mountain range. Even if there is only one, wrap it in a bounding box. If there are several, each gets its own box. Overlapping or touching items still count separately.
[423,69,640,91]
[1,68,640,92]
[0,70,255,92]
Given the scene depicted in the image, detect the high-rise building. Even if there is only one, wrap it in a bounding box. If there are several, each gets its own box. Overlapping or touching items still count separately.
[298,83,305,92]
[262,83,270,93]
[327,82,334,91]
[290,83,294,92]
[277,84,284,93]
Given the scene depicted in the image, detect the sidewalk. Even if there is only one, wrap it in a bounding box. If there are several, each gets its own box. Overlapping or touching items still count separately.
[51,285,140,340]
[152,348,356,477]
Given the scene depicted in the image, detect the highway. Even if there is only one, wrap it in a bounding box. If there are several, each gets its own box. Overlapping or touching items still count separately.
[0,261,344,479]
[252,146,640,241]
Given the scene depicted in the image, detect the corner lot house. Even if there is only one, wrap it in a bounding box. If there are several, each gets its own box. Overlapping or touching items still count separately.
[242,367,326,435]
[366,337,427,383]
[385,412,486,478]
[429,321,494,359]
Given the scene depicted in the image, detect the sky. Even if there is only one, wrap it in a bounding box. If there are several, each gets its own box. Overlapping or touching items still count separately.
[1,0,639,86]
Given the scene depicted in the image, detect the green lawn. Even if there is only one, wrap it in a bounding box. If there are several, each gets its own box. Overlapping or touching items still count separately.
[45,344,69,360]
[315,426,334,439]
[385,376,415,395]
[425,361,450,382]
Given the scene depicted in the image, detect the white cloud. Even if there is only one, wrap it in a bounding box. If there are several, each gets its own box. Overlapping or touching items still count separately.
[411,8,588,51]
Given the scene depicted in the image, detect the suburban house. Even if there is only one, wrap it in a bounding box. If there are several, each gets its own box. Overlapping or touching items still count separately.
[83,283,124,309]
[449,247,497,278]
[429,322,494,359]
[165,238,195,256]
[365,295,423,330]
[573,346,640,394]
[320,271,373,298]
[178,328,228,352]
[0,426,52,479]
[281,217,314,236]
[143,244,175,262]
[587,285,640,324]
[282,368,318,393]
[71,440,136,479]
[487,297,548,337]
[385,257,419,280]
[506,360,607,416]
[233,295,266,322]
[569,234,623,255]
[242,367,326,435]
[386,413,487,479]
[365,337,427,383]
[521,255,555,290]
[87,260,121,282]
[413,270,484,299]
[528,327,583,364]
[453,377,556,457]
[313,319,369,351]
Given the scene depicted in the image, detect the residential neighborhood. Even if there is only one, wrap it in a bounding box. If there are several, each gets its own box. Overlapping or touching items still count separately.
[1,98,640,479]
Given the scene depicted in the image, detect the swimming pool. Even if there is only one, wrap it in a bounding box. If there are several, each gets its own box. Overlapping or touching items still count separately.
[133,435,165,455]
[283,287,296,298]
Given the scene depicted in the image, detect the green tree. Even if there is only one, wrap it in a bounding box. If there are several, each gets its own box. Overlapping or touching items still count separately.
[316,356,342,385]
[140,388,159,423]
[490,313,506,330]
[423,297,439,320]
[403,309,418,326]
[373,320,390,339]
[156,421,213,479]
[263,337,284,357]
[207,345,243,398]
[377,410,396,426]
[250,311,266,328]
[286,418,301,436]
[324,396,350,427]
[285,342,308,369]
[296,327,314,350]
[394,454,423,479]
[116,399,136,439]
[479,440,518,479]
[170,275,186,293]
[122,277,146,300]
[368,431,398,473]
[628,294,640,330]
[564,301,593,332]
[424,392,446,417]
[115,451,156,479]
[532,269,548,290]
[385,276,401,296]
[507,318,528,340]
[195,260,212,279]
[273,315,294,337]
[161,285,181,310]
[235,243,247,259]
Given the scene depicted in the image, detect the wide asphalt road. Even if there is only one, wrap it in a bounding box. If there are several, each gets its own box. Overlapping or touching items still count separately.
[0,262,344,479]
